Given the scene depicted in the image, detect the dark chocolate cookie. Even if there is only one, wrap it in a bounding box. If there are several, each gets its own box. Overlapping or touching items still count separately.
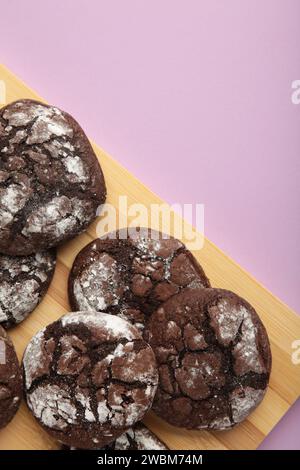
[0,250,56,329]
[68,228,210,330]
[62,422,169,450]
[23,311,158,449]
[144,288,272,430]
[0,325,23,428]
[0,99,106,255]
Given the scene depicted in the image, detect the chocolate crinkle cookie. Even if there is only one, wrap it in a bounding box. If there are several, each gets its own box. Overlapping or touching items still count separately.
[0,99,106,256]
[0,325,23,428]
[144,288,272,430]
[62,422,169,450]
[68,228,210,330]
[0,250,56,329]
[22,311,158,449]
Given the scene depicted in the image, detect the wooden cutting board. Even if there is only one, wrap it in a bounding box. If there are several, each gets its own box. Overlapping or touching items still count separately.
[0,64,299,450]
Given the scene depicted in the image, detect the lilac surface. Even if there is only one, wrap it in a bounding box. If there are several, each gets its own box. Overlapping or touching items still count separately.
[0,0,299,449]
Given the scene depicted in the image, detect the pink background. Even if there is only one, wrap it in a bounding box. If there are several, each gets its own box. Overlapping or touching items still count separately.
[1,0,299,449]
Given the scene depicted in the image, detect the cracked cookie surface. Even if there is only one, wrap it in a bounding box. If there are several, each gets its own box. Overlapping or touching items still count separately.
[0,250,56,329]
[144,288,272,430]
[0,325,23,428]
[0,99,106,255]
[23,311,158,448]
[62,422,169,450]
[68,228,210,331]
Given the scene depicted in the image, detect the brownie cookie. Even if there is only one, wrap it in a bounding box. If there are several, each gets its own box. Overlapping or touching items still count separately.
[0,99,106,256]
[62,422,169,450]
[0,250,56,329]
[23,311,158,449]
[144,288,272,430]
[0,325,23,428]
[68,228,210,330]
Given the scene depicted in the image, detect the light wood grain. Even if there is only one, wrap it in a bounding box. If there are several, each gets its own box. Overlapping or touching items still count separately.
[0,64,299,450]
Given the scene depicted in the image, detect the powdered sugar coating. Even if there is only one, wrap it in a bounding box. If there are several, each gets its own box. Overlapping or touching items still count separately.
[132,426,168,450]
[130,233,182,258]
[63,423,168,450]
[232,310,265,375]
[208,300,244,346]
[3,102,63,128]
[0,250,56,328]
[60,311,138,341]
[209,300,265,375]
[0,183,31,215]
[145,288,271,430]
[22,328,47,389]
[27,384,77,430]
[63,156,88,183]
[75,389,96,423]
[0,325,23,428]
[23,311,158,448]
[0,99,106,255]
[72,253,125,312]
[209,416,232,431]
[230,386,265,424]
[69,229,210,331]
[21,196,94,240]
[0,280,39,323]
